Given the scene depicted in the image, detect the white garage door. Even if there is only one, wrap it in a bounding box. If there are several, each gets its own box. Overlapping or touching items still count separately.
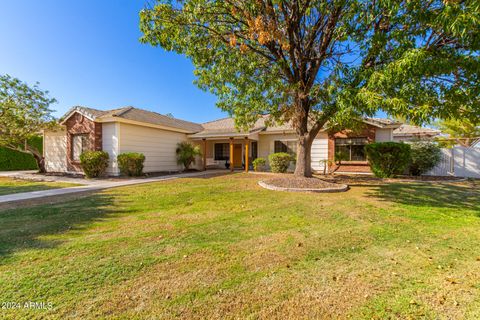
[311,133,329,173]
[44,130,67,172]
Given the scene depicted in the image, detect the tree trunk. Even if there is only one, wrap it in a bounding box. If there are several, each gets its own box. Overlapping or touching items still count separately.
[294,134,314,177]
[32,153,46,173]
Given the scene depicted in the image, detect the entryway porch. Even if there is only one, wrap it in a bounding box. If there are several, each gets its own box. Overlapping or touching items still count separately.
[189,134,259,173]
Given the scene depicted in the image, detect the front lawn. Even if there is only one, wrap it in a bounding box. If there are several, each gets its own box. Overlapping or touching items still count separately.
[0,174,479,319]
[0,177,79,196]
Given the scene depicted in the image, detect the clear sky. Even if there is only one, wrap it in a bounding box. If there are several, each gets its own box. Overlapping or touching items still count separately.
[0,0,226,123]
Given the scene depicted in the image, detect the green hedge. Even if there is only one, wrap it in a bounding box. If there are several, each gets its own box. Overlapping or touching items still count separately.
[365,142,411,178]
[268,152,293,173]
[0,136,43,171]
[80,151,109,178]
[117,152,145,176]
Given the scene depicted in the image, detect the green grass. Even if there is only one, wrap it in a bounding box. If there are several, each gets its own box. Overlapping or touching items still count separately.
[0,177,79,196]
[0,174,479,319]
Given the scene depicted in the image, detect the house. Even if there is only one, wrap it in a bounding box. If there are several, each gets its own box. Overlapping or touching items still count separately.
[392,124,440,142]
[44,106,407,175]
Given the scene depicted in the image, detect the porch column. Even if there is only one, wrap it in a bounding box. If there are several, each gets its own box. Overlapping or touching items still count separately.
[245,137,249,173]
[202,138,207,171]
[229,137,234,172]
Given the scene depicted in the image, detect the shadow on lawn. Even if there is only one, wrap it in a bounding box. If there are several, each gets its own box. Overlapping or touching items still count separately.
[365,182,480,212]
[0,184,66,196]
[0,192,132,260]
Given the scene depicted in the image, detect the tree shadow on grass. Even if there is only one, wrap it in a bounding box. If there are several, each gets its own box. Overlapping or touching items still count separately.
[0,192,133,260]
[365,182,480,212]
[0,183,69,196]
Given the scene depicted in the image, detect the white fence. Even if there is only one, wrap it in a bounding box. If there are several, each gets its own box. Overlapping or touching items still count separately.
[427,147,480,178]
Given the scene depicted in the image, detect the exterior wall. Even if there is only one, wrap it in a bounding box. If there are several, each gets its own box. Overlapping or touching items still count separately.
[102,123,120,175]
[311,132,329,173]
[65,112,102,172]
[375,128,393,142]
[328,125,377,173]
[258,132,297,170]
[44,129,67,172]
[118,122,188,173]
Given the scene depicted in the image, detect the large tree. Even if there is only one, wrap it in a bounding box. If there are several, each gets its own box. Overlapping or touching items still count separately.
[140,0,480,177]
[0,75,56,173]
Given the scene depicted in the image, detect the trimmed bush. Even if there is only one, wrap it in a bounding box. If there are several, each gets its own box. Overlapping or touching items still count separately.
[409,141,442,176]
[80,151,109,178]
[176,142,201,171]
[118,152,145,176]
[365,142,411,178]
[0,136,43,171]
[268,152,292,173]
[252,157,266,172]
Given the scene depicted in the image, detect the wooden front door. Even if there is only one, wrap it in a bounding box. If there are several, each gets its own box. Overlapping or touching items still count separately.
[233,144,242,168]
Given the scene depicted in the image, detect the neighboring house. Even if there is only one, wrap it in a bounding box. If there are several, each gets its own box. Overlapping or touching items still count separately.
[44,106,408,175]
[392,124,441,142]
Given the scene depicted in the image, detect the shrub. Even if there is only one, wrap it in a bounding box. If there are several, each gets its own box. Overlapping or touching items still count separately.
[409,141,442,176]
[252,158,266,172]
[268,152,292,173]
[365,142,411,178]
[176,142,201,171]
[0,136,42,171]
[117,152,145,176]
[80,151,109,178]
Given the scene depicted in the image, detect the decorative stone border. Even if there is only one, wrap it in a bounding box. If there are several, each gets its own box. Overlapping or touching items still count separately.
[258,180,349,193]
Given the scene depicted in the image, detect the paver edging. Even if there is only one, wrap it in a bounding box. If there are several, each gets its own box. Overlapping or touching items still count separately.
[258,180,349,193]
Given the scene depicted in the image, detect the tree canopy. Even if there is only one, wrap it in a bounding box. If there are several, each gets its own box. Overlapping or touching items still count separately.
[140,0,480,176]
[0,74,56,172]
[436,118,480,147]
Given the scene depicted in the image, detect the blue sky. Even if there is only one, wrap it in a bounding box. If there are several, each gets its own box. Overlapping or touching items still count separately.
[0,0,225,122]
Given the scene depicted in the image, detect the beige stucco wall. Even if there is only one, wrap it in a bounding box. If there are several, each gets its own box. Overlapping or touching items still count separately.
[375,128,394,142]
[44,129,67,172]
[118,122,190,173]
[257,131,329,171]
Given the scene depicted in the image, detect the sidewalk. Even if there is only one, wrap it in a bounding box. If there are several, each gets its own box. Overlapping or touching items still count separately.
[0,170,226,205]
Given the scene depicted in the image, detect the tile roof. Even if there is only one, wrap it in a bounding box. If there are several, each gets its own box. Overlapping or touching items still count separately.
[63,106,203,133]
[194,115,401,137]
[63,106,420,138]
[393,124,441,137]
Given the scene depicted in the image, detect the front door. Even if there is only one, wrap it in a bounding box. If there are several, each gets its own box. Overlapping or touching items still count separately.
[233,144,242,168]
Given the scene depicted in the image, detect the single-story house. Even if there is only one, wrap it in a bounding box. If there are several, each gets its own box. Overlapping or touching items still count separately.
[44,106,430,175]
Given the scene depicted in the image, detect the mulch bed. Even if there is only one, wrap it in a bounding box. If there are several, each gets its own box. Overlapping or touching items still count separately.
[259,177,349,192]
[264,177,341,189]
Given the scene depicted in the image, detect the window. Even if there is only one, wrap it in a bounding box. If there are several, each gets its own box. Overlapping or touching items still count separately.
[72,134,88,161]
[274,140,297,155]
[214,143,229,160]
[251,141,258,160]
[334,137,368,161]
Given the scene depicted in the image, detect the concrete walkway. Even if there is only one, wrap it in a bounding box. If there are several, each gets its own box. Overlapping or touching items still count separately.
[0,170,227,205]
